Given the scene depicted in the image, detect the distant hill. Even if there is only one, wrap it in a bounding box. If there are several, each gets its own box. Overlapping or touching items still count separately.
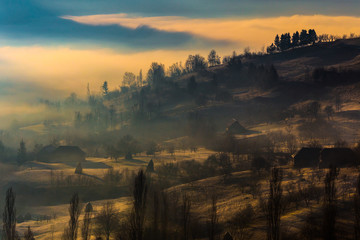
[246,38,360,81]
[98,38,360,144]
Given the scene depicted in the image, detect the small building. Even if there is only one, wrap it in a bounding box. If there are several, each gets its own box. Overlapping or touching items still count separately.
[226,120,248,135]
[52,146,86,163]
[294,147,321,168]
[319,148,358,168]
[37,145,57,162]
[37,145,86,163]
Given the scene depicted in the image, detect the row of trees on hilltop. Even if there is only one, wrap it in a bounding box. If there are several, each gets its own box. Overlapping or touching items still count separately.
[267,29,318,53]
[113,50,222,90]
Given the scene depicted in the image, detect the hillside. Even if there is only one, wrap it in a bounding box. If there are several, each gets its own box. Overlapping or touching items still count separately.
[1,37,360,240]
[248,38,360,81]
[93,38,360,148]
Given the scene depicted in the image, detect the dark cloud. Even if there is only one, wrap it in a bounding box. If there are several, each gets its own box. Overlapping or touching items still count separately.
[0,0,228,50]
[36,0,360,18]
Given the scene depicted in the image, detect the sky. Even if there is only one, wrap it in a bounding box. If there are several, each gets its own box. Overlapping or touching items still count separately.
[1,0,360,125]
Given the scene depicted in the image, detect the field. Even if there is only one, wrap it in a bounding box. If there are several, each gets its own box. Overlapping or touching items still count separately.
[2,138,359,240]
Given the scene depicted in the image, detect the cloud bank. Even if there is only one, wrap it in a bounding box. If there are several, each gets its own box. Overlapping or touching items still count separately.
[0,0,225,51]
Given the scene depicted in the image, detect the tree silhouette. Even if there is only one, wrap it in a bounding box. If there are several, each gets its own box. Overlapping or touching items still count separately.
[117,135,140,160]
[207,194,218,240]
[147,62,165,88]
[181,193,191,240]
[2,187,16,240]
[267,43,276,54]
[160,192,168,240]
[292,31,300,47]
[102,81,109,96]
[323,166,339,240]
[308,29,318,44]
[185,54,207,72]
[307,101,321,121]
[208,50,221,67]
[63,193,81,240]
[24,226,35,240]
[168,62,183,78]
[95,202,118,240]
[146,159,155,173]
[123,72,136,87]
[274,35,280,50]
[81,203,93,240]
[187,76,198,95]
[130,170,148,240]
[325,105,335,120]
[300,29,309,45]
[354,174,360,239]
[280,33,291,51]
[137,69,143,86]
[17,139,27,165]
[266,167,283,240]
[269,29,318,52]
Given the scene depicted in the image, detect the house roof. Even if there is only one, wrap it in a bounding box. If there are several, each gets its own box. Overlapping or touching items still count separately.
[38,145,56,154]
[294,147,322,168]
[223,232,233,240]
[294,147,322,160]
[321,147,355,156]
[226,120,248,134]
[320,147,358,168]
[54,146,85,155]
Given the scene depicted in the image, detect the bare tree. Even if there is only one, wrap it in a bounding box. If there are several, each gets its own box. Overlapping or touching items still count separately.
[218,153,232,182]
[207,194,218,240]
[229,205,254,240]
[324,106,334,120]
[63,193,82,240]
[306,101,321,121]
[266,167,283,240]
[160,191,168,240]
[81,203,93,240]
[95,201,118,240]
[24,226,35,240]
[335,94,342,112]
[130,170,148,240]
[151,192,159,240]
[301,210,318,240]
[354,174,360,239]
[285,134,297,156]
[3,187,16,240]
[322,166,338,240]
[181,193,191,240]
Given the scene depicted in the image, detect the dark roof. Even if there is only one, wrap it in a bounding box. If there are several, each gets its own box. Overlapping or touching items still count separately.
[54,146,85,155]
[226,120,248,134]
[223,232,233,240]
[295,147,321,159]
[321,147,354,155]
[320,148,358,168]
[294,147,321,168]
[38,145,56,154]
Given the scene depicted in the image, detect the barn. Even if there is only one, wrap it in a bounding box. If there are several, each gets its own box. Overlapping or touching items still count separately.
[319,148,358,168]
[294,147,321,168]
[37,145,57,162]
[37,145,86,163]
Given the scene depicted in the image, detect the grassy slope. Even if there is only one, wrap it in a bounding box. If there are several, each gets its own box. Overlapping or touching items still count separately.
[8,39,360,238]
